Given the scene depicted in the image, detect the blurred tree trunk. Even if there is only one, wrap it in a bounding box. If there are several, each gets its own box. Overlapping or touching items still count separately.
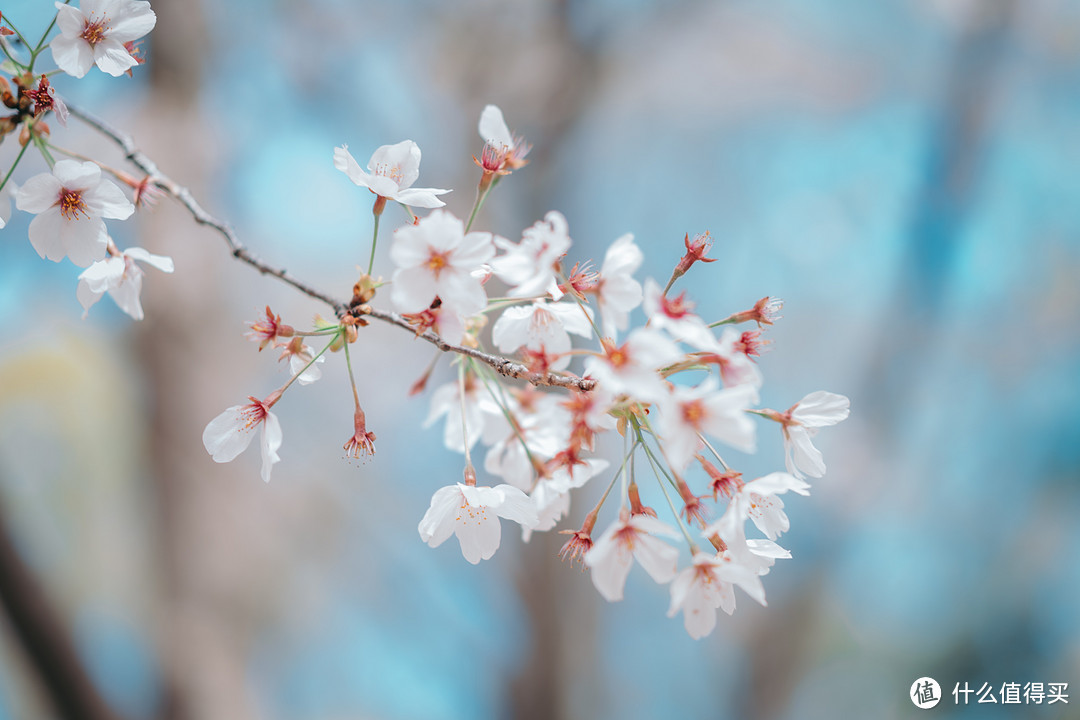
[136,2,262,719]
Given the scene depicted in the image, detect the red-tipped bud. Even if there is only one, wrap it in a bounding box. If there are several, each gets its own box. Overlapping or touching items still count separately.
[672,231,717,279]
[627,483,656,518]
[343,407,376,461]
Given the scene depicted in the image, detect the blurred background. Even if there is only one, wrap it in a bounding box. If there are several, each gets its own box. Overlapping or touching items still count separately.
[1,0,1078,718]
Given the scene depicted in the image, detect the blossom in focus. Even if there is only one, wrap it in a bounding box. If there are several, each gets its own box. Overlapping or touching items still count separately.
[781,391,851,478]
[656,379,758,472]
[202,395,283,483]
[16,160,135,267]
[334,140,449,208]
[51,0,157,79]
[642,278,717,350]
[584,511,679,601]
[389,209,495,317]
[490,211,571,298]
[492,300,593,371]
[417,482,538,564]
[246,306,294,351]
[476,104,530,173]
[595,233,644,338]
[76,246,174,320]
[667,551,764,639]
[709,471,810,541]
[24,75,69,127]
[583,328,683,403]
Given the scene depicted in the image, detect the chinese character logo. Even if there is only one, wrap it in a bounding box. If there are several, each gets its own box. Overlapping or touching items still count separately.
[911,677,942,709]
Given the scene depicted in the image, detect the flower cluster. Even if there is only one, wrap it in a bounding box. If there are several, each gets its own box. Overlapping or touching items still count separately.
[2,3,851,640]
[1,1,165,319]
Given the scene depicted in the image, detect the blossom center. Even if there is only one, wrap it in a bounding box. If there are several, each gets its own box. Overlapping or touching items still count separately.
[681,399,707,429]
[426,250,451,277]
[372,162,403,185]
[58,188,89,221]
[81,16,110,46]
[456,500,490,525]
[662,292,694,319]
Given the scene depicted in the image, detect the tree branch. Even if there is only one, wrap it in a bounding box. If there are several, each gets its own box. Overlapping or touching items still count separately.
[65,104,595,393]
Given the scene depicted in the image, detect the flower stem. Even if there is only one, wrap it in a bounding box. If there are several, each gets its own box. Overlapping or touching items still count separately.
[367,211,381,276]
[0,139,30,194]
[27,3,69,72]
[464,184,492,233]
[697,435,730,471]
[342,331,362,411]
[633,420,698,553]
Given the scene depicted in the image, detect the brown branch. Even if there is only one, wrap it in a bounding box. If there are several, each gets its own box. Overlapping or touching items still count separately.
[66,104,595,393]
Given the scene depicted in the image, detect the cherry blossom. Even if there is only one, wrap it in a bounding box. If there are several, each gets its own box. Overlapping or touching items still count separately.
[424,377,501,453]
[667,551,764,639]
[15,160,135,267]
[524,458,610,540]
[709,471,810,541]
[76,245,174,320]
[202,395,283,483]
[780,391,851,478]
[476,104,530,174]
[642,278,716,349]
[584,511,679,601]
[656,379,758,472]
[583,328,683,403]
[481,392,567,490]
[278,337,324,385]
[389,209,495,317]
[417,482,538,564]
[595,233,644,338]
[51,0,157,79]
[490,211,571,298]
[491,300,593,370]
[334,140,449,208]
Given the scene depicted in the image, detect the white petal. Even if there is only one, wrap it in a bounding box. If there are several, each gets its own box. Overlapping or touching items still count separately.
[202,406,259,463]
[125,247,175,273]
[585,540,634,602]
[390,266,435,314]
[633,534,679,585]
[792,391,850,427]
[418,485,463,546]
[456,513,501,564]
[16,173,63,214]
[259,411,283,483]
[333,146,375,190]
[478,105,514,149]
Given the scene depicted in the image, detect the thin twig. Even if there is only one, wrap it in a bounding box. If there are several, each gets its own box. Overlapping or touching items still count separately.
[66,104,596,392]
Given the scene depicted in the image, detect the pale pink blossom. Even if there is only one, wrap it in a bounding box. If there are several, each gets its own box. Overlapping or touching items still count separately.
[667,551,763,638]
[703,328,764,389]
[424,378,500,453]
[278,338,324,385]
[202,396,283,483]
[389,209,495,317]
[481,394,567,491]
[583,328,683,403]
[708,471,810,541]
[595,233,643,338]
[16,160,134,267]
[656,379,758,472]
[782,391,850,478]
[51,0,157,79]
[490,211,570,298]
[584,511,679,601]
[642,278,716,349]
[491,300,593,370]
[477,104,530,171]
[76,246,173,320]
[334,140,449,208]
[523,458,610,540]
[417,483,538,564]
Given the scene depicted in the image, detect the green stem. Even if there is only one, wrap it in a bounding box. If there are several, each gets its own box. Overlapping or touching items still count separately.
[633,420,698,552]
[342,332,362,410]
[27,3,69,72]
[473,360,539,480]
[367,212,380,275]
[0,139,30,194]
[464,184,492,233]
